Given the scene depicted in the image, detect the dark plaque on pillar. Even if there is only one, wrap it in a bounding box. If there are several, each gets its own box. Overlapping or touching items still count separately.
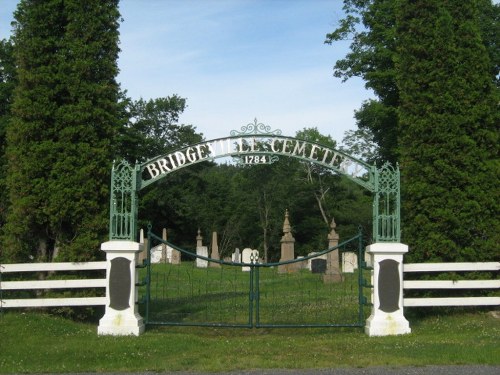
[311,259,327,274]
[109,257,131,311]
[378,259,400,313]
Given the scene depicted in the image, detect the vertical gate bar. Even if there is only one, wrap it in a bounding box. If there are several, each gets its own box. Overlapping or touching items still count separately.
[145,226,152,325]
[255,266,260,327]
[357,228,364,324]
[248,265,254,327]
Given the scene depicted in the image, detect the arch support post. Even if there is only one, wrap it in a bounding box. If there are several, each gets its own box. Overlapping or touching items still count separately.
[365,243,411,336]
[98,241,145,336]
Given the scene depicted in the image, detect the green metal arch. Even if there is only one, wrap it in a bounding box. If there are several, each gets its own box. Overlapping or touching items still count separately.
[108,120,400,243]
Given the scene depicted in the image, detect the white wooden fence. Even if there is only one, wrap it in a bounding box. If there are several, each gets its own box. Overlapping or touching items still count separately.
[403,262,500,307]
[2,260,499,310]
[0,262,107,308]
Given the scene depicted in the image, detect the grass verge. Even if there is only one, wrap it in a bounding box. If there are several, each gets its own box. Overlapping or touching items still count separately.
[0,309,499,373]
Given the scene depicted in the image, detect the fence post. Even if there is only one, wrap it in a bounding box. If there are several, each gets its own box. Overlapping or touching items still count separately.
[98,241,145,336]
[365,242,411,336]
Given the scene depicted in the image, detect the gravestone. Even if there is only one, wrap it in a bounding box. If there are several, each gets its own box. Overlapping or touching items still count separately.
[323,218,342,283]
[196,246,209,268]
[342,251,358,273]
[170,246,181,264]
[342,252,358,273]
[296,256,306,270]
[150,244,163,263]
[311,258,327,274]
[278,210,296,273]
[162,228,181,265]
[241,248,259,272]
[364,250,372,268]
[209,231,221,268]
[232,248,241,263]
[307,252,327,271]
[162,228,168,263]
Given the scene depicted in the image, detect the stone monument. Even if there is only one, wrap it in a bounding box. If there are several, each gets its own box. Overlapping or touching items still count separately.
[209,231,221,268]
[278,209,296,273]
[323,218,342,283]
[195,229,208,268]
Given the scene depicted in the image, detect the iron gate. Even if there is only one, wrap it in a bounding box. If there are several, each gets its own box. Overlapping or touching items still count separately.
[142,228,369,328]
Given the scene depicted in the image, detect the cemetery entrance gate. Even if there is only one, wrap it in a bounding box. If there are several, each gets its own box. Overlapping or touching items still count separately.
[108,120,401,328]
[143,226,368,328]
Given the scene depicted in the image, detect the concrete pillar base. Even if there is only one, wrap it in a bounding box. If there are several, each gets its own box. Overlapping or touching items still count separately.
[98,241,145,336]
[364,242,411,336]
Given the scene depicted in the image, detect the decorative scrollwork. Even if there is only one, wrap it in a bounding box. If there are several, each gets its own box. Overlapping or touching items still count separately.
[230,118,282,136]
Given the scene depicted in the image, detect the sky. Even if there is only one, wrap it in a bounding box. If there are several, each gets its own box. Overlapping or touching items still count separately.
[0,0,372,142]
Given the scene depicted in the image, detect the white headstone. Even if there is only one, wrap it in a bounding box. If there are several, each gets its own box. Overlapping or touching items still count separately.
[342,252,358,273]
[241,248,259,272]
[232,248,241,263]
[364,251,372,268]
[150,244,175,264]
[150,245,163,263]
[196,246,208,268]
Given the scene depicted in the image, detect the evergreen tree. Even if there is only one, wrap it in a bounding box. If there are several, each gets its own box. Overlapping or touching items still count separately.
[0,39,16,230]
[326,0,499,164]
[2,0,121,262]
[396,0,499,262]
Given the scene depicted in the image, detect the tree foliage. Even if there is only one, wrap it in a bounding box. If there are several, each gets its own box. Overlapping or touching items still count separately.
[0,39,16,230]
[396,0,500,262]
[117,95,202,163]
[325,0,399,164]
[328,0,499,262]
[1,0,122,262]
[326,0,499,164]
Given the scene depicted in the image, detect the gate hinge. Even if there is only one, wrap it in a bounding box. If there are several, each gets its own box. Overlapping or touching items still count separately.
[136,277,149,287]
[136,296,146,305]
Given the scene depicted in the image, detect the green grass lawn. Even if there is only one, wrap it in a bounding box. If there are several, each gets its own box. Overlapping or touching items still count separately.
[2,261,499,373]
[0,309,499,373]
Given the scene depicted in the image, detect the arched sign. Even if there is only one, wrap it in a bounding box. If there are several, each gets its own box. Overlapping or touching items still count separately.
[108,120,400,243]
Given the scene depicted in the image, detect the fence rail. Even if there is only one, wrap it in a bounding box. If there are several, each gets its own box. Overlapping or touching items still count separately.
[0,261,107,309]
[403,262,500,307]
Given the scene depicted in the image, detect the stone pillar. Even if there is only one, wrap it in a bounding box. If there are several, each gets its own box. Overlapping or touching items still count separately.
[365,243,411,336]
[209,231,221,267]
[323,218,342,283]
[98,241,145,336]
[278,210,296,273]
[161,228,168,263]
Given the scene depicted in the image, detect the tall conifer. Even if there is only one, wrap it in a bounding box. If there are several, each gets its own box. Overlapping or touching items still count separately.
[2,0,121,261]
[396,0,499,262]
